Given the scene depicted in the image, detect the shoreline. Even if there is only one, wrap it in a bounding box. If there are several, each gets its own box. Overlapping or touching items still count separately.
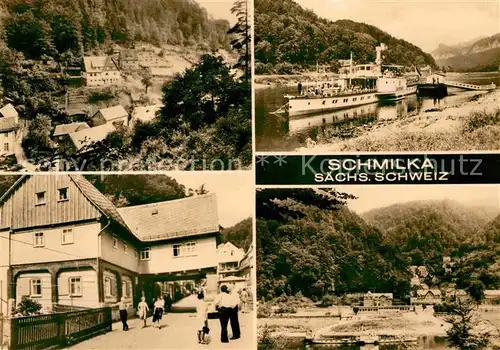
[291,88,500,152]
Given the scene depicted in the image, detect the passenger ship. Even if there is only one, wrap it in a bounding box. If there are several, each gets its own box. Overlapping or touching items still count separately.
[376,69,419,101]
[283,44,418,117]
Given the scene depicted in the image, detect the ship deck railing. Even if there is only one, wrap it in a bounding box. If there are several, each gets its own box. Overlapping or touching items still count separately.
[287,88,378,100]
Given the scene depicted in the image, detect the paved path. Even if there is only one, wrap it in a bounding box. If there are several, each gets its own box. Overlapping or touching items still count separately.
[69,311,255,349]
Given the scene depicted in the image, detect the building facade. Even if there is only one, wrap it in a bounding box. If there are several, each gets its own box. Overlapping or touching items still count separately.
[0,175,220,316]
[83,56,122,87]
[363,292,393,307]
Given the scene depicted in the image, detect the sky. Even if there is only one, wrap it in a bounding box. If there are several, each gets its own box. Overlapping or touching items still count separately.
[197,0,237,25]
[167,171,253,227]
[333,185,500,214]
[294,0,500,52]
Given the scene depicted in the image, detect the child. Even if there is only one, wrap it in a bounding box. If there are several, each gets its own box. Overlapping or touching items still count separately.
[137,296,149,328]
[196,292,210,344]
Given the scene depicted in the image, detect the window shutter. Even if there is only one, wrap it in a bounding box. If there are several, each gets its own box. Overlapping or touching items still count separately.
[18,278,30,296]
[59,276,69,296]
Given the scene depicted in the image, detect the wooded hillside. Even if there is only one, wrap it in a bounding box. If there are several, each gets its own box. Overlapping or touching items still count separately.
[257,190,500,303]
[254,0,437,74]
[1,0,231,59]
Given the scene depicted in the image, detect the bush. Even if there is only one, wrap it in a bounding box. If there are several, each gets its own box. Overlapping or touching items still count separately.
[275,303,297,314]
[258,325,289,350]
[462,108,500,134]
[12,297,42,316]
[353,306,359,314]
[320,295,337,307]
[257,303,272,318]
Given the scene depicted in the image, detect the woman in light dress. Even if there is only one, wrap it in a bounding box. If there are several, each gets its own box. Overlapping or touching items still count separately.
[152,296,164,329]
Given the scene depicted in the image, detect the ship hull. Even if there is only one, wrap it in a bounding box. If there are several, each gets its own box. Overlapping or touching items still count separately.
[376,86,417,101]
[287,92,378,117]
[417,83,448,97]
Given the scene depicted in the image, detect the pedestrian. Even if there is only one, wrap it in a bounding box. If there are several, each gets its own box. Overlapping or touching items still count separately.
[196,291,209,344]
[152,296,164,329]
[240,288,249,313]
[215,285,233,343]
[138,296,149,328]
[114,297,129,331]
[228,286,241,340]
[165,293,172,312]
[298,81,303,95]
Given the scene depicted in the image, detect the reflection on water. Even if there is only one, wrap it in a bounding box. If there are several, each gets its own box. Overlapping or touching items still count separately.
[255,72,500,152]
[282,336,451,350]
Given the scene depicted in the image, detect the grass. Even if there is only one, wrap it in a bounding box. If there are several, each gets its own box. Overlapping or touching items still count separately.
[335,108,500,152]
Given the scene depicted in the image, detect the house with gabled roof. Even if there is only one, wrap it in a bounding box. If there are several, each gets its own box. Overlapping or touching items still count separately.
[0,175,220,315]
[0,116,20,156]
[83,56,121,87]
[216,242,244,280]
[92,105,129,127]
[53,122,90,141]
[0,103,19,119]
[68,123,117,153]
[363,292,393,307]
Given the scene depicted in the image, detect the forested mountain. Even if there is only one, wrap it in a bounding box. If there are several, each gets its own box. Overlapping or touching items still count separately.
[1,0,231,59]
[362,200,498,251]
[257,190,500,303]
[220,217,252,251]
[254,0,437,74]
[431,33,500,72]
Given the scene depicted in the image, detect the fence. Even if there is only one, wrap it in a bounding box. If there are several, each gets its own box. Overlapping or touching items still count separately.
[10,307,112,350]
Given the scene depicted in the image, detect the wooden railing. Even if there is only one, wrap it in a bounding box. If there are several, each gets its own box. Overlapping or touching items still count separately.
[10,307,112,350]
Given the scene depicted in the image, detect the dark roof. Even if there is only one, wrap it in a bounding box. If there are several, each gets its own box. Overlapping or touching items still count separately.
[117,193,219,242]
[69,174,131,232]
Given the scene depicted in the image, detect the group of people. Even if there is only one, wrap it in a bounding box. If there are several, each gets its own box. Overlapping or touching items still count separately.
[114,294,173,331]
[113,284,250,345]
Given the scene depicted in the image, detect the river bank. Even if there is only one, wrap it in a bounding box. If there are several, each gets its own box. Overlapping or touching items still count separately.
[295,88,500,152]
[255,73,339,90]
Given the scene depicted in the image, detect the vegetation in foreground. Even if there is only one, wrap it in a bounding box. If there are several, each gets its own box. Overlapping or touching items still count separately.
[303,107,500,152]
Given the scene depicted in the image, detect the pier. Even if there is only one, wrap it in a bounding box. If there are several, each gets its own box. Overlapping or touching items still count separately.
[444,81,496,91]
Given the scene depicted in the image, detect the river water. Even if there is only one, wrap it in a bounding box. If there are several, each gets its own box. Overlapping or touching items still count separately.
[283,336,450,349]
[255,72,500,152]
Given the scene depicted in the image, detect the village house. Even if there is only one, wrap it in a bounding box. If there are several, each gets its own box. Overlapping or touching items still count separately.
[52,122,90,142]
[149,67,171,81]
[238,244,254,291]
[444,288,468,303]
[0,104,20,157]
[68,123,117,153]
[363,292,393,307]
[119,50,139,71]
[216,242,244,280]
[411,289,442,305]
[83,56,122,87]
[0,175,221,317]
[483,290,500,305]
[92,105,129,127]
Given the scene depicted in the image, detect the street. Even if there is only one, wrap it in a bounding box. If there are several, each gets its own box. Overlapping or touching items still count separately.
[69,311,255,349]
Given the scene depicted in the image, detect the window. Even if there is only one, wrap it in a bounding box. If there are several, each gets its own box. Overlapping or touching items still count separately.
[105,277,112,296]
[58,188,68,201]
[112,236,118,249]
[69,277,82,296]
[184,242,196,255]
[35,191,46,205]
[3,143,8,152]
[124,243,128,254]
[140,248,150,260]
[122,281,132,298]
[34,232,44,247]
[62,229,74,245]
[30,279,42,296]
[173,244,181,257]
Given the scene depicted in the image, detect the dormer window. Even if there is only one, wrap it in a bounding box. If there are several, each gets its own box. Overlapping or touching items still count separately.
[35,192,46,205]
[58,188,68,201]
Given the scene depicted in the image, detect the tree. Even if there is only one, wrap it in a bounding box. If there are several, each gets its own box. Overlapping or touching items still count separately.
[228,0,251,83]
[141,73,153,94]
[445,299,489,349]
[466,280,485,308]
[4,12,50,59]
[21,114,54,161]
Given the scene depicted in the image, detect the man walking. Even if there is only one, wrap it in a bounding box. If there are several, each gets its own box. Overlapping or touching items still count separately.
[298,81,303,95]
[240,288,249,313]
[229,286,241,340]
